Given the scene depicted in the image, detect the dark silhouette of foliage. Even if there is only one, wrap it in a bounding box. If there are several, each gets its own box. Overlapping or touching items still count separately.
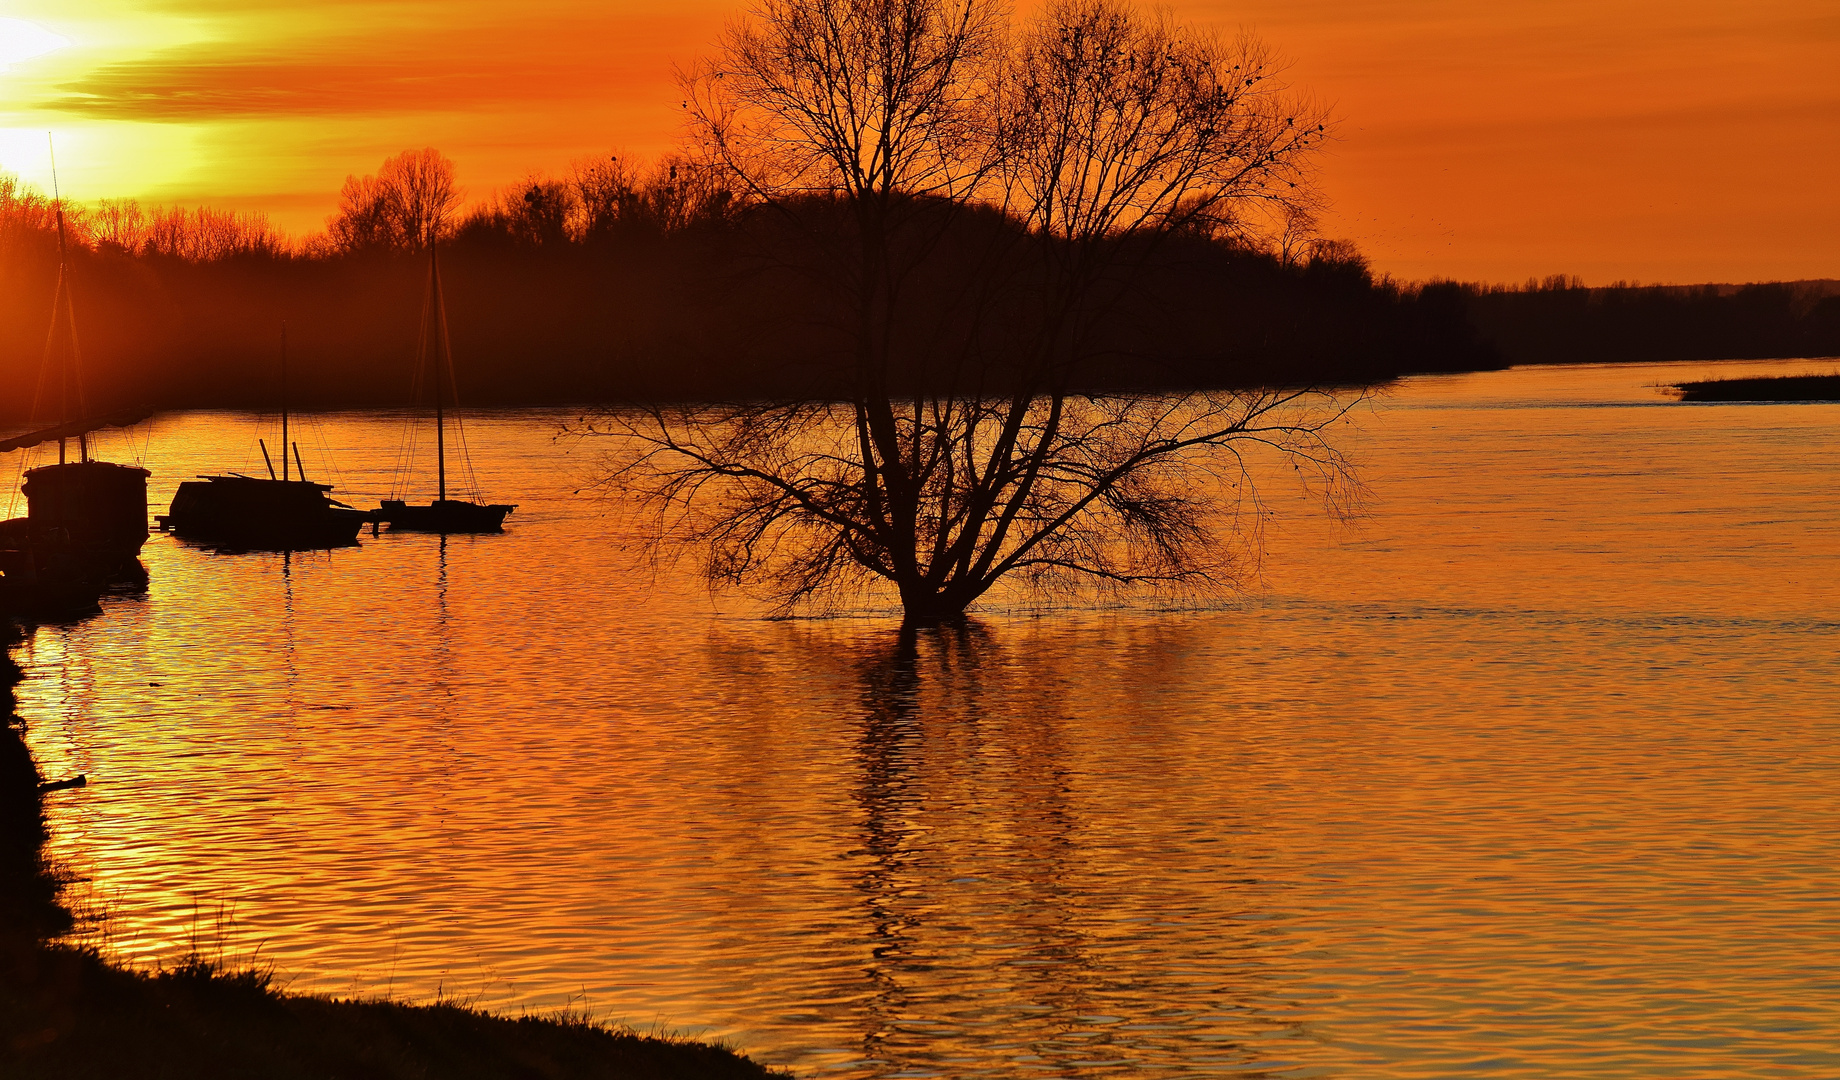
[1462,278,1840,367]
[1669,372,1840,401]
[0,156,1497,430]
[327,148,461,252]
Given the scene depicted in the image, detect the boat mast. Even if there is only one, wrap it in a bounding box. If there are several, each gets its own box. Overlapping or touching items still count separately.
[280,322,289,482]
[431,242,446,504]
[47,134,83,465]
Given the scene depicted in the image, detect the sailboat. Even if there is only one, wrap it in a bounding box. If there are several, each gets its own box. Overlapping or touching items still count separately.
[1,146,151,610]
[379,243,514,533]
[156,326,373,549]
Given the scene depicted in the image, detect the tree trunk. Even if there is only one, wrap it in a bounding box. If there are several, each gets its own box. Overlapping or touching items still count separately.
[898,579,979,624]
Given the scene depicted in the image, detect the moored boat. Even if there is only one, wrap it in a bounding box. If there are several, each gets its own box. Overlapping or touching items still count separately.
[156,326,376,550]
[380,243,515,534]
[159,474,371,549]
[1,147,151,615]
[1,454,151,617]
[379,497,511,532]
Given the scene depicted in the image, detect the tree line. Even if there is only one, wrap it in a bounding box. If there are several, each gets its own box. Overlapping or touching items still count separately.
[0,152,1497,424]
[6,156,1827,433]
[1461,276,1840,368]
[0,148,728,260]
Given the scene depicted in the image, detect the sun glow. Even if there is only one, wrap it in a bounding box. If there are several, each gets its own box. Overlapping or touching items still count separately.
[0,17,69,70]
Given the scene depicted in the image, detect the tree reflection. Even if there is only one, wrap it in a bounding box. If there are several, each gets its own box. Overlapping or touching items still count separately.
[833,618,1282,1077]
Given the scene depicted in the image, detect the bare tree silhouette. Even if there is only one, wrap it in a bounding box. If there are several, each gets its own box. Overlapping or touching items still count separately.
[579,0,1354,622]
[327,148,460,252]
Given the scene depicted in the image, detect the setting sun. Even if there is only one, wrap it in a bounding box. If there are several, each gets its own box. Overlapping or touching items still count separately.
[0,17,68,69]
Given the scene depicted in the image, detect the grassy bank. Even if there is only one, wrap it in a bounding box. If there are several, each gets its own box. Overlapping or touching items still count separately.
[0,619,787,1079]
[1670,372,1840,401]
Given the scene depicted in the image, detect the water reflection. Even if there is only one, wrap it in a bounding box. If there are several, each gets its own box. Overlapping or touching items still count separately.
[14,362,1840,1078]
[280,550,298,714]
[697,620,1291,1077]
[852,624,932,1059]
[849,621,1098,1073]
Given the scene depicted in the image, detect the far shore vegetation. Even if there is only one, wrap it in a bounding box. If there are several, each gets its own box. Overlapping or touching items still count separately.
[1668,371,1840,402]
[4,158,1834,424]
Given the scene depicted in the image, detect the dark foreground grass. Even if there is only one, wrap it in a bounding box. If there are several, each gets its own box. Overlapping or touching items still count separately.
[1670,371,1840,401]
[2,620,786,1079]
[1,945,785,1079]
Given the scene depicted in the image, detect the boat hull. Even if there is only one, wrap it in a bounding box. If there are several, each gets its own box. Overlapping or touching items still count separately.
[0,514,146,619]
[380,499,514,533]
[20,459,150,568]
[160,476,371,551]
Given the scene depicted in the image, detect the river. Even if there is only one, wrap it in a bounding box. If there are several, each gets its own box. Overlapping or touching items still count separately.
[16,357,1840,1077]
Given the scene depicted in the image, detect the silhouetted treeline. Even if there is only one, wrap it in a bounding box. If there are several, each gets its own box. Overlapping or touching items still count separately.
[1,164,1502,420]
[11,158,1840,424]
[1461,275,1840,367]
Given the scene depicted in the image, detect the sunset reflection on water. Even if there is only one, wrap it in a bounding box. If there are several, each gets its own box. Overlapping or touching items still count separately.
[19,359,1840,1077]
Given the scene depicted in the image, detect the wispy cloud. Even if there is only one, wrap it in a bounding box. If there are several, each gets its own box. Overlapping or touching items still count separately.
[51,46,564,119]
[38,10,708,121]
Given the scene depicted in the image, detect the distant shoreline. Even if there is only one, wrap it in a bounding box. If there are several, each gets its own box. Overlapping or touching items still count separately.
[4,354,1839,430]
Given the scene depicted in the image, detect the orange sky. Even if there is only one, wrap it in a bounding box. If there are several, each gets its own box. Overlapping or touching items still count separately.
[2,0,1835,284]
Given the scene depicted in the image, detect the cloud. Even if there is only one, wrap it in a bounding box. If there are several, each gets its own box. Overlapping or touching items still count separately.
[39,13,710,121]
[51,49,550,119]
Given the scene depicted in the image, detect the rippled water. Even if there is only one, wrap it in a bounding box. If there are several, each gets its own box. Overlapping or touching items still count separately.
[16,359,1840,1077]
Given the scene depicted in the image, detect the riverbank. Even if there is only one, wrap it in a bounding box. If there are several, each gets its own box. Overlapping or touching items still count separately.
[0,619,787,1079]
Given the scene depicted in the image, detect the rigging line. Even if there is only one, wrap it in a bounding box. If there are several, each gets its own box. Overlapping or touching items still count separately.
[391,417,411,499]
[398,402,427,500]
[393,299,423,497]
[439,395,478,500]
[464,418,483,501]
[431,246,454,504]
[449,412,482,502]
[408,261,439,500]
[444,396,476,499]
[292,407,327,485]
[28,264,65,426]
[428,277,487,502]
[47,135,89,425]
[307,415,341,489]
[248,412,268,476]
[392,405,415,498]
[15,136,71,510]
[392,415,415,501]
[395,262,438,500]
[398,411,427,500]
[462,420,483,501]
[442,380,477,499]
[393,410,412,500]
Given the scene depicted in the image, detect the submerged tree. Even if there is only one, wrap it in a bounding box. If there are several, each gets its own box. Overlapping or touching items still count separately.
[580,0,1353,622]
